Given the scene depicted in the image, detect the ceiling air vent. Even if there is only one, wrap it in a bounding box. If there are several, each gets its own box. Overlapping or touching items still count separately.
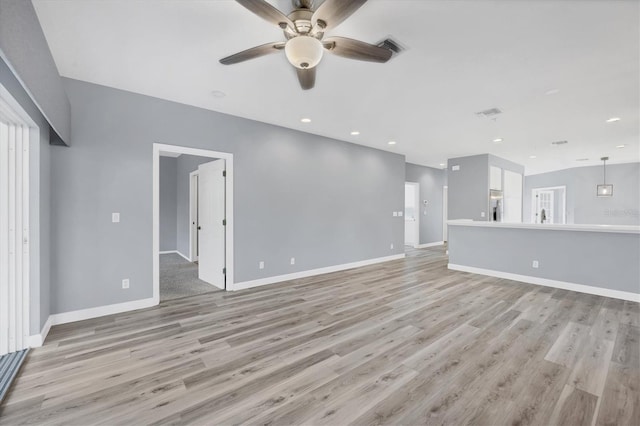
[551,140,568,145]
[377,37,405,57]
[475,108,502,119]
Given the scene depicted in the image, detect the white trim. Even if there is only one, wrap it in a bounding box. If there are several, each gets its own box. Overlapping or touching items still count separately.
[158,250,191,262]
[51,298,157,327]
[28,297,156,347]
[448,263,640,302]
[447,219,640,234]
[414,241,444,248]
[27,315,52,348]
[231,254,405,291]
[153,143,234,301]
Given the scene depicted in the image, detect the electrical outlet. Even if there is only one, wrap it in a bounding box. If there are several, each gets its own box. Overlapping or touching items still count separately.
[112,212,120,223]
[480,212,486,218]
[290,257,295,265]
[398,211,403,217]
[390,243,394,250]
[122,278,130,289]
[393,211,398,217]
[532,260,539,268]
[259,261,264,269]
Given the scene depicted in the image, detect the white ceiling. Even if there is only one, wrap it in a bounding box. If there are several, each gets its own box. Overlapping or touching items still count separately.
[33,0,639,174]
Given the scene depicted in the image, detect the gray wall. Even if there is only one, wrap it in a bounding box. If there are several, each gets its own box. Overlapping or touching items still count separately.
[524,162,640,225]
[448,224,640,295]
[405,163,445,244]
[488,154,525,175]
[447,154,489,221]
[176,155,214,257]
[159,157,177,251]
[0,0,70,144]
[50,78,405,314]
[0,56,51,334]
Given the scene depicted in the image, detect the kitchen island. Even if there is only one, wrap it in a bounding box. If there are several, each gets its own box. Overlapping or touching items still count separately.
[447,220,640,302]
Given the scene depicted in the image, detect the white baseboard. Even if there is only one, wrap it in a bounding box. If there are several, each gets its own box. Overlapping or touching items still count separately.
[448,263,640,302]
[414,241,444,249]
[29,297,158,347]
[232,254,406,291]
[159,250,191,262]
[28,315,53,348]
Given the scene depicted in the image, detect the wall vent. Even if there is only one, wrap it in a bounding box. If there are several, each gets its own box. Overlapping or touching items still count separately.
[551,140,568,145]
[475,108,502,119]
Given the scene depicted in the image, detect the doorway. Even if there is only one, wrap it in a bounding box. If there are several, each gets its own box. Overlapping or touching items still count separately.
[532,186,566,224]
[404,182,419,247]
[153,144,234,303]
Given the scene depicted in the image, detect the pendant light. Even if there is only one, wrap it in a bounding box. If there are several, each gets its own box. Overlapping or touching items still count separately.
[596,157,613,197]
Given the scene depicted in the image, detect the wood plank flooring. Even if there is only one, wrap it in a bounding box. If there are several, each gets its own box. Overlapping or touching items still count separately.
[0,246,638,425]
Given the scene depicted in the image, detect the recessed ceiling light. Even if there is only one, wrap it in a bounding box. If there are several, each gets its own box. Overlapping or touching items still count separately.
[439,163,446,167]
[350,131,360,136]
[300,118,311,123]
[606,117,621,123]
[545,89,560,95]
[576,158,589,161]
[493,138,503,143]
[388,141,396,145]
[211,90,226,98]
[529,155,537,159]
[616,144,626,148]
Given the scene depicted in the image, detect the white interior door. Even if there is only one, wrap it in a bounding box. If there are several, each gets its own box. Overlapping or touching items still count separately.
[198,159,225,289]
[189,172,199,262]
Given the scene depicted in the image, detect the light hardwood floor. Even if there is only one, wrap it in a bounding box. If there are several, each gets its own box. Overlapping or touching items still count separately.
[0,247,638,425]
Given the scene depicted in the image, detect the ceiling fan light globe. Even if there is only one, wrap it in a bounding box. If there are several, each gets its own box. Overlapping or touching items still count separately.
[285,36,323,69]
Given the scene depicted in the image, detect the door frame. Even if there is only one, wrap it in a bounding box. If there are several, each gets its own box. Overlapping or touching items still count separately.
[404,181,420,247]
[531,185,566,224]
[153,143,234,302]
[189,170,198,262]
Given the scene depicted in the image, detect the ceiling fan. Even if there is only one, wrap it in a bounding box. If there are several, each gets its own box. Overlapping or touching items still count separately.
[220,0,393,90]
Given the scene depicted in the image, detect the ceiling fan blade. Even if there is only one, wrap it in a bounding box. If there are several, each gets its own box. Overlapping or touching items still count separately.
[297,67,316,90]
[311,0,368,30]
[236,0,295,30]
[220,42,285,65]
[323,37,392,63]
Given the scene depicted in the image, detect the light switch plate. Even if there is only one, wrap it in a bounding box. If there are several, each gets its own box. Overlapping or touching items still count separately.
[452,165,460,171]
[122,279,129,289]
[398,212,403,217]
[112,213,120,223]
[290,257,295,265]
[259,261,265,269]
[532,260,539,268]
[393,212,398,217]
